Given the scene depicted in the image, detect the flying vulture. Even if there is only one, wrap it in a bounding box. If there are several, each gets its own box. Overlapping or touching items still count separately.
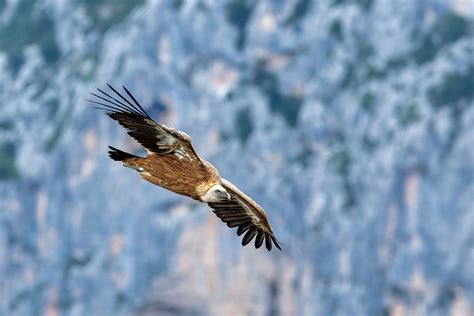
[88,84,281,251]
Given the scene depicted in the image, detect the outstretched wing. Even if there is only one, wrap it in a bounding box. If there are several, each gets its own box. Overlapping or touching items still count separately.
[208,178,281,251]
[88,84,201,162]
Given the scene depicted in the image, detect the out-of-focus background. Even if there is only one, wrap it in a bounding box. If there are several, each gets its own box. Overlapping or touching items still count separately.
[0,0,473,315]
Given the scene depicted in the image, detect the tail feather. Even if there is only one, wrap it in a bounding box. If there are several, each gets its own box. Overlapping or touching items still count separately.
[108,146,137,162]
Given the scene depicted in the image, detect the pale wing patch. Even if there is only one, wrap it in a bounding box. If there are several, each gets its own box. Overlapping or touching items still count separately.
[173,145,194,161]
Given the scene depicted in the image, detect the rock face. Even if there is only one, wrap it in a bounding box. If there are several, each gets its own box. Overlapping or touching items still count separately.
[0,0,472,315]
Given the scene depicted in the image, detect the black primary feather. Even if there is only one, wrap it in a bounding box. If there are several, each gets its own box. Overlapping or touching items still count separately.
[108,146,137,162]
[265,235,272,251]
[90,84,151,118]
[237,222,252,236]
[271,236,282,250]
[255,230,264,249]
[89,85,182,155]
[242,227,258,246]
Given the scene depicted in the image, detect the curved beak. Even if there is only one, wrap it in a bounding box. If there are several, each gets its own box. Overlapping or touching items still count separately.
[217,191,231,201]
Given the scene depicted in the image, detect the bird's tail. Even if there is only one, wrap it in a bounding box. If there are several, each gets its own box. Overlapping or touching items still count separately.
[108,146,138,162]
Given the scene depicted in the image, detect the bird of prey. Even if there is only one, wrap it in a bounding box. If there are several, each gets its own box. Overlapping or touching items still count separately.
[88,84,281,251]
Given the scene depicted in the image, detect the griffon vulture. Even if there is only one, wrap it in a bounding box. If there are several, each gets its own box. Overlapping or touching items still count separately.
[88,84,281,251]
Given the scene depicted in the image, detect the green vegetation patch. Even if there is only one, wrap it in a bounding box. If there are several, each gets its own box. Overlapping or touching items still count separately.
[355,0,373,11]
[413,12,470,65]
[284,0,311,26]
[44,102,74,152]
[330,19,344,41]
[294,145,314,168]
[386,54,409,70]
[329,147,356,208]
[253,62,303,127]
[361,91,376,112]
[357,39,374,60]
[83,0,145,33]
[331,0,348,5]
[0,141,19,180]
[362,135,378,153]
[330,148,352,176]
[225,0,254,50]
[428,66,474,109]
[0,1,60,73]
[396,103,421,126]
[0,120,13,130]
[331,0,373,11]
[235,107,253,144]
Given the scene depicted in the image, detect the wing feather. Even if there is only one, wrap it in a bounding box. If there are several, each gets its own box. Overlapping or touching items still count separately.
[242,227,258,246]
[255,231,264,249]
[209,178,282,251]
[237,222,252,236]
[88,84,202,162]
[265,235,272,251]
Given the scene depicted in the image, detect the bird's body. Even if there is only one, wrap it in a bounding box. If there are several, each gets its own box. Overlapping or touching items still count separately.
[89,85,281,251]
[113,147,220,201]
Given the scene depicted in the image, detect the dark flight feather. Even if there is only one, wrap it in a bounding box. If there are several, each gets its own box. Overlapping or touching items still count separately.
[265,235,272,251]
[255,230,264,249]
[89,85,202,159]
[242,227,258,246]
[271,236,282,251]
[209,179,282,251]
[237,222,252,236]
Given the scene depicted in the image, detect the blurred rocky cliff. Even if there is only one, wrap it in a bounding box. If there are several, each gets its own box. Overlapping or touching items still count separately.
[0,0,473,315]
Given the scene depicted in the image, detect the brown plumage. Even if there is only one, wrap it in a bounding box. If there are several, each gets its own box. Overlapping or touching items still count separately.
[88,84,281,251]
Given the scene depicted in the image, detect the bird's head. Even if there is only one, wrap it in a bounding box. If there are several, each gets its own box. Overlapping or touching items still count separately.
[202,184,231,203]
